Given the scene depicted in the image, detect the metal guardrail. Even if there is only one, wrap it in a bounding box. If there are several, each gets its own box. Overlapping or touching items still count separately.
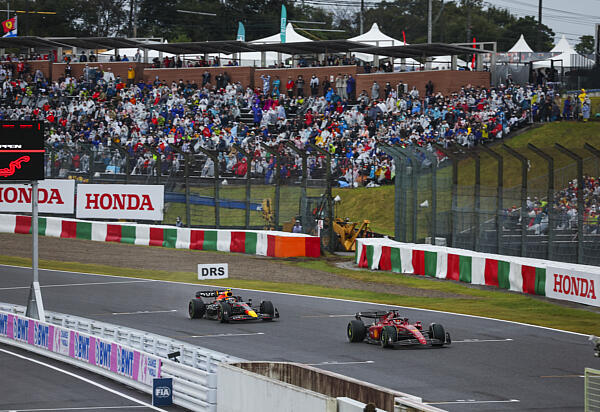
[0,303,243,411]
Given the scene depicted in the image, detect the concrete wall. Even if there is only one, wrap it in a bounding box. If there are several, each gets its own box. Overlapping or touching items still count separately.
[52,62,149,82]
[355,70,491,98]
[234,362,418,411]
[217,363,337,412]
[254,65,359,96]
[144,66,255,88]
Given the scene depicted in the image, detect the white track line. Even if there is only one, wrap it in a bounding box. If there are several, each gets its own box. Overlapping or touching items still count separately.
[307,360,375,366]
[189,332,265,338]
[426,399,520,405]
[453,338,514,343]
[0,347,166,412]
[1,406,148,411]
[0,263,590,337]
[111,309,178,315]
[0,280,153,291]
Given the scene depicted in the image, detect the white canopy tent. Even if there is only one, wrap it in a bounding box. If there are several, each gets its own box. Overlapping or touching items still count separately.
[429,55,468,70]
[532,50,594,69]
[238,23,313,66]
[508,34,534,53]
[550,35,573,53]
[349,23,420,69]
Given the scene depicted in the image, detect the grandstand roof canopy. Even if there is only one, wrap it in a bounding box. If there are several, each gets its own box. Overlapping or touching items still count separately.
[47,37,142,50]
[0,36,66,49]
[250,40,367,55]
[140,40,257,55]
[350,43,490,58]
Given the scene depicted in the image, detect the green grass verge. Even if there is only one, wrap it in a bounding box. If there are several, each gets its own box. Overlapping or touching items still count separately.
[2,254,599,336]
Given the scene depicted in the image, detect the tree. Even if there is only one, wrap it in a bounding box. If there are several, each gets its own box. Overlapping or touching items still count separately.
[575,35,595,56]
[503,16,554,51]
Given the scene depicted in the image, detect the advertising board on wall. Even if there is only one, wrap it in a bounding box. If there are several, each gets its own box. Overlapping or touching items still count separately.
[545,267,599,307]
[76,184,164,221]
[0,312,162,386]
[0,179,75,214]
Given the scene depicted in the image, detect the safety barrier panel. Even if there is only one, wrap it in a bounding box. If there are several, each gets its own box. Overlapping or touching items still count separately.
[0,303,242,411]
[586,368,600,412]
[0,214,321,258]
[356,238,600,307]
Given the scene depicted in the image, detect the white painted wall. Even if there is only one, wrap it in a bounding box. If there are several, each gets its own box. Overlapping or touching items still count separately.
[217,363,337,412]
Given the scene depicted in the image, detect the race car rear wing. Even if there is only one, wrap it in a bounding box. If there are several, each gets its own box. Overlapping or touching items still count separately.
[195,289,232,298]
[355,311,393,319]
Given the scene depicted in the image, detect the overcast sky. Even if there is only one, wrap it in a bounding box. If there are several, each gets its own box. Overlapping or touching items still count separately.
[480,0,597,44]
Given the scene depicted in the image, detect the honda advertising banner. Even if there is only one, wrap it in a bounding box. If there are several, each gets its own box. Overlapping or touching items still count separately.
[76,184,164,221]
[546,266,599,307]
[0,179,75,214]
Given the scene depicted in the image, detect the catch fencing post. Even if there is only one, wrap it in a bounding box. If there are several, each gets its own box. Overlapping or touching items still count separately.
[381,144,404,242]
[260,143,281,230]
[528,144,555,260]
[503,144,529,258]
[309,143,334,251]
[233,144,253,229]
[555,144,584,264]
[195,147,221,228]
[112,140,131,183]
[144,144,162,184]
[435,144,459,247]
[467,150,481,252]
[415,147,438,243]
[170,145,192,228]
[284,141,309,230]
[479,145,504,254]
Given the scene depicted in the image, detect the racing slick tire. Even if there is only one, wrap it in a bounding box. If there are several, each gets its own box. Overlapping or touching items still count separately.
[380,326,398,348]
[429,323,446,346]
[260,300,275,321]
[188,299,206,319]
[347,320,367,342]
[218,302,231,323]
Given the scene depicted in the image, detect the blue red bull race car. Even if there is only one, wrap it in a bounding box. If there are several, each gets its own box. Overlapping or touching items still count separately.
[347,310,451,348]
[188,289,279,322]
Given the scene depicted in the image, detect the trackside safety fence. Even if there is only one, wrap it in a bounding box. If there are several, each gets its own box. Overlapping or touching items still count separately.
[0,303,242,411]
[0,214,321,258]
[586,368,600,412]
[356,238,600,307]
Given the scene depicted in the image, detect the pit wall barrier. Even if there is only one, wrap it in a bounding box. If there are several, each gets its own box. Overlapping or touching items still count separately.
[0,303,243,412]
[0,214,321,258]
[355,238,600,307]
[217,362,446,412]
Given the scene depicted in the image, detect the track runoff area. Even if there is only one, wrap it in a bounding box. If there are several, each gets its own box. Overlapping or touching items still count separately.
[0,264,592,412]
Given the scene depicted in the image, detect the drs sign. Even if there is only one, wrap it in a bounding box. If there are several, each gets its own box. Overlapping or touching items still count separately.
[198,263,228,280]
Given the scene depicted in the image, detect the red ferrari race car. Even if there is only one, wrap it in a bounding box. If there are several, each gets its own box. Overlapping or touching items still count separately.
[188,288,279,322]
[347,310,451,348]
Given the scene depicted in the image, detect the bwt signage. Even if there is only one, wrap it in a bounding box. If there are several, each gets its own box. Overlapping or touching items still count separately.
[0,179,75,214]
[76,184,164,220]
[0,121,45,181]
[198,263,229,280]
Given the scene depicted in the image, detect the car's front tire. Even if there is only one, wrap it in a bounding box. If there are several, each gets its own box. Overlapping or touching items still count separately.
[429,323,446,346]
[218,302,231,323]
[380,325,397,348]
[260,300,275,321]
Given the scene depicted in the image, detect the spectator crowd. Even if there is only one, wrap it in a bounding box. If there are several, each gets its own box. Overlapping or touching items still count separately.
[0,60,591,191]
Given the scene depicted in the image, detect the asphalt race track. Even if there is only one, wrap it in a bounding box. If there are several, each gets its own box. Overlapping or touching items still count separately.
[0,343,185,411]
[0,264,594,411]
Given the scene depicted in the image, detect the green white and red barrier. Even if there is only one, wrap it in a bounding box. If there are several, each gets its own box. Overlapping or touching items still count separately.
[356,238,600,307]
[0,214,321,258]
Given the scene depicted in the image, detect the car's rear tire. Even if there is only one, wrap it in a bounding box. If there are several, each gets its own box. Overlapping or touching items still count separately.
[218,302,231,323]
[429,323,446,346]
[347,320,366,342]
[188,299,206,319]
[380,326,397,348]
[260,301,275,321]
